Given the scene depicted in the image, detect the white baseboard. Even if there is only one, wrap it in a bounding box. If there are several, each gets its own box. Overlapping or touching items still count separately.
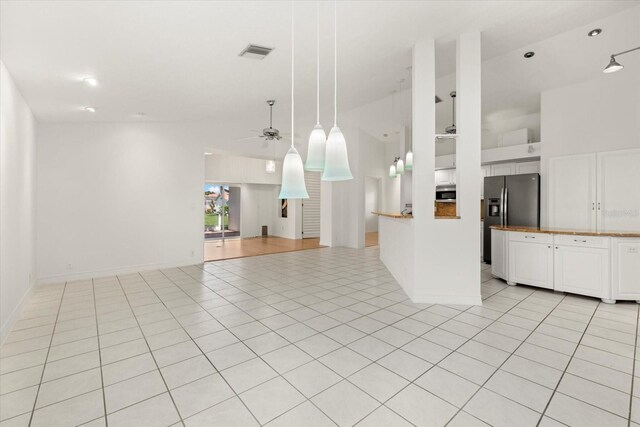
[0,284,33,346]
[411,292,483,306]
[36,258,199,286]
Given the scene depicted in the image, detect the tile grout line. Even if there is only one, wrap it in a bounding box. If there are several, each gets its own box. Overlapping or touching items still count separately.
[140,270,263,427]
[184,262,541,426]
[536,300,601,425]
[111,274,185,426]
[91,278,109,426]
[26,282,67,427]
[627,304,639,427]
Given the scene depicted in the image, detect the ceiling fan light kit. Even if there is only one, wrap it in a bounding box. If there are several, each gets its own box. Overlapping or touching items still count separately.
[321,0,353,182]
[305,2,327,172]
[279,1,309,199]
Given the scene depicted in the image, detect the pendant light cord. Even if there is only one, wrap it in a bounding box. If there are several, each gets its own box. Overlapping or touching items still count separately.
[316,1,320,125]
[333,0,337,126]
[291,0,295,149]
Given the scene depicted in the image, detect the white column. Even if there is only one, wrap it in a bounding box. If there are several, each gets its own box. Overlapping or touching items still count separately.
[411,33,482,305]
[411,39,437,300]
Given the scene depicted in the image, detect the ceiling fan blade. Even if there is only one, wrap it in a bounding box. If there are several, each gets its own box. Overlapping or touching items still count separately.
[235,136,262,142]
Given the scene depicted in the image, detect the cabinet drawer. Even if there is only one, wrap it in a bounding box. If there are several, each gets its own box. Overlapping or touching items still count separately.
[509,232,553,244]
[554,234,610,249]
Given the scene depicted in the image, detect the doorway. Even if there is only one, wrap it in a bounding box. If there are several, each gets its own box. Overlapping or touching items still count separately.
[364,176,381,246]
[302,171,321,238]
[204,184,240,240]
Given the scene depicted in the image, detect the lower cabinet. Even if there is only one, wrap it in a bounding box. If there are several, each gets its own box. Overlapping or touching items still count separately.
[553,235,610,300]
[491,229,507,280]
[508,239,553,290]
[611,238,640,301]
[494,230,637,302]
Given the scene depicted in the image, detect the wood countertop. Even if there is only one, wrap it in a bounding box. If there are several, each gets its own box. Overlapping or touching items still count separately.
[372,212,461,220]
[490,225,640,238]
[372,212,413,219]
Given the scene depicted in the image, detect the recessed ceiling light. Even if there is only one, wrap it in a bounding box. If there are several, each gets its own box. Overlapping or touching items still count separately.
[84,107,96,112]
[83,77,98,86]
[524,51,535,59]
[588,28,602,37]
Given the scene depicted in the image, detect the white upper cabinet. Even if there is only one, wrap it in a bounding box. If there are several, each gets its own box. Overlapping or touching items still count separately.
[490,162,515,176]
[596,149,640,232]
[548,148,640,233]
[548,153,597,231]
[515,161,540,175]
[435,169,455,186]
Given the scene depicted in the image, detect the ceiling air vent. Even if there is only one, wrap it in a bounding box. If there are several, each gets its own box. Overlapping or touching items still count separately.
[239,44,274,60]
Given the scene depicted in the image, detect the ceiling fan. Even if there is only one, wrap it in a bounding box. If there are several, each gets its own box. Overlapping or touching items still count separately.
[237,100,297,145]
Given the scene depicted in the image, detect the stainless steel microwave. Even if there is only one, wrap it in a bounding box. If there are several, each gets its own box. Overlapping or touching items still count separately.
[435,185,456,203]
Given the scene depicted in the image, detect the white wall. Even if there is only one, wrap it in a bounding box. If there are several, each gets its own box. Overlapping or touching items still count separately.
[36,123,204,284]
[0,62,37,341]
[540,55,640,226]
[205,152,282,185]
[364,176,380,232]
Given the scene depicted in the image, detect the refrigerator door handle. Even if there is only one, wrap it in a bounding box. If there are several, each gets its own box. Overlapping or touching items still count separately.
[504,188,509,226]
[500,187,505,226]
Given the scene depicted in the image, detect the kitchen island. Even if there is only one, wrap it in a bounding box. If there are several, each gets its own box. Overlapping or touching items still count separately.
[490,225,640,303]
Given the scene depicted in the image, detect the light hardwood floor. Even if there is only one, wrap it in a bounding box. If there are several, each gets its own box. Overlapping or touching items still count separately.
[204,236,323,261]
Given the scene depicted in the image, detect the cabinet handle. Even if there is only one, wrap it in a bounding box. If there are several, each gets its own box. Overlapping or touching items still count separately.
[547,245,551,248]
[555,247,558,249]
[592,202,595,211]
[598,202,601,211]
[573,239,587,243]
[525,236,535,239]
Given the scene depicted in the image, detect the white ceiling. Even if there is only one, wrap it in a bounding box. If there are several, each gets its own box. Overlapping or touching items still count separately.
[1,0,639,157]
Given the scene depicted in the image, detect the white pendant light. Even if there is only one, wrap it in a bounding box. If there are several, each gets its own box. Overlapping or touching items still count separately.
[279,2,308,200]
[322,0,353,182]
[396,158,405,175]
[305,2,326,172]
[389,164,397,178]
[405,151,413,170]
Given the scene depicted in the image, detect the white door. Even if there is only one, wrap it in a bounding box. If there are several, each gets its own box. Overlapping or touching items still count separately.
[491,229,508,280]
[548,154,597,231]
[515,161,540,175]
[597,148,640,232]
[508,241,553,289]
[302,171,321,238]
[554,245,610,299]
[491,162,515,176]
[481,165,491,198]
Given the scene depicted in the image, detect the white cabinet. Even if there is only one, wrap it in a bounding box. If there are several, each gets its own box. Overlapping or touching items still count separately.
[597,149,640,232]
[480,165,491,198]
[490,162,515,176]
[553,235,610,300]
[435,169,456,186]
[548,153,597,231]
[515,161,540,175]
[611,238,640,301]
[508,232,554,289]
[491,229,508,280]
[548,148,640,233]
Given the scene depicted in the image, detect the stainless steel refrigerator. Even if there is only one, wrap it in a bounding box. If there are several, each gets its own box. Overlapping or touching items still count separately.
[483,173,540,263]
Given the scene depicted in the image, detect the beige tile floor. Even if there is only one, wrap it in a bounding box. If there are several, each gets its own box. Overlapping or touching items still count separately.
[1,246,639,426]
